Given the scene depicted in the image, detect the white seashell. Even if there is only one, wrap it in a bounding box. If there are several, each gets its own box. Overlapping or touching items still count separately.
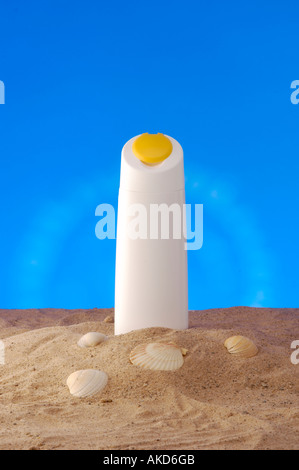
[67,369,108,398]
[224,335,258,358]
[103,315,114,323]
[130,342,185,371]
[77,332,107,348]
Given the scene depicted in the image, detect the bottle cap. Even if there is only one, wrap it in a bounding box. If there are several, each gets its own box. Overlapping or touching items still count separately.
[121,134,184,193]
[132,133,173,165]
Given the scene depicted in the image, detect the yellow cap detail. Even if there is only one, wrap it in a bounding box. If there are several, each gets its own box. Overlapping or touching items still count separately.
[132,133,173,164]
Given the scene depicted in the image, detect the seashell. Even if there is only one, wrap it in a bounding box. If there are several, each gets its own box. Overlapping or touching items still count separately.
[77,332,107,348]
[67,369,108,398]
[130,342,185,371]
[224,335,258,358]
[103,315,114,323]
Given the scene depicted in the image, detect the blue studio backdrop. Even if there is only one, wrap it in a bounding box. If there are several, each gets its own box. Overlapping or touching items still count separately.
[0,1,298,309]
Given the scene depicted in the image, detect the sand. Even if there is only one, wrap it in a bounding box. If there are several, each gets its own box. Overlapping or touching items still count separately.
[0,307,298,450]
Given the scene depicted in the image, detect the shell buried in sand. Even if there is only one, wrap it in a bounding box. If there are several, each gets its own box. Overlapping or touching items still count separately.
[67,369,108,398]
[224,335,258,358]
[77,332,107,348]
[130,342,187,371]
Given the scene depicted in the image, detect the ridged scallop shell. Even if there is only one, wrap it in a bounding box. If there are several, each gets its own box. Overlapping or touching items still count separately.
[67,369,108,398]
[77,332,107,348]
[130,342,185,371]
[224,336,258,358]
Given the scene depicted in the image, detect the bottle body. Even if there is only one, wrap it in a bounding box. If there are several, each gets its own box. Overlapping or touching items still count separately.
[114,188,188,335]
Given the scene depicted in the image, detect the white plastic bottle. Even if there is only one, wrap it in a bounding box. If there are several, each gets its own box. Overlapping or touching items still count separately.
[114,133,188,335]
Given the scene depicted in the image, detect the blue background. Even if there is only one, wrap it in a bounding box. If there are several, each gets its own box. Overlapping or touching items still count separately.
[0,1,298,310]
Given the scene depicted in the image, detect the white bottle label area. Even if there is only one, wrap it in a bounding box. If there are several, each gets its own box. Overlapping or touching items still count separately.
[115,190,189,334]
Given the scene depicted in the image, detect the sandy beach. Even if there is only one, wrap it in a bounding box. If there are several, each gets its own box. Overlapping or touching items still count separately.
[0,307,298,450]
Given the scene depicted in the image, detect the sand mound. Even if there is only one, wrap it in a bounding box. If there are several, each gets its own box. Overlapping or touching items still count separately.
[0,307,298,450]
